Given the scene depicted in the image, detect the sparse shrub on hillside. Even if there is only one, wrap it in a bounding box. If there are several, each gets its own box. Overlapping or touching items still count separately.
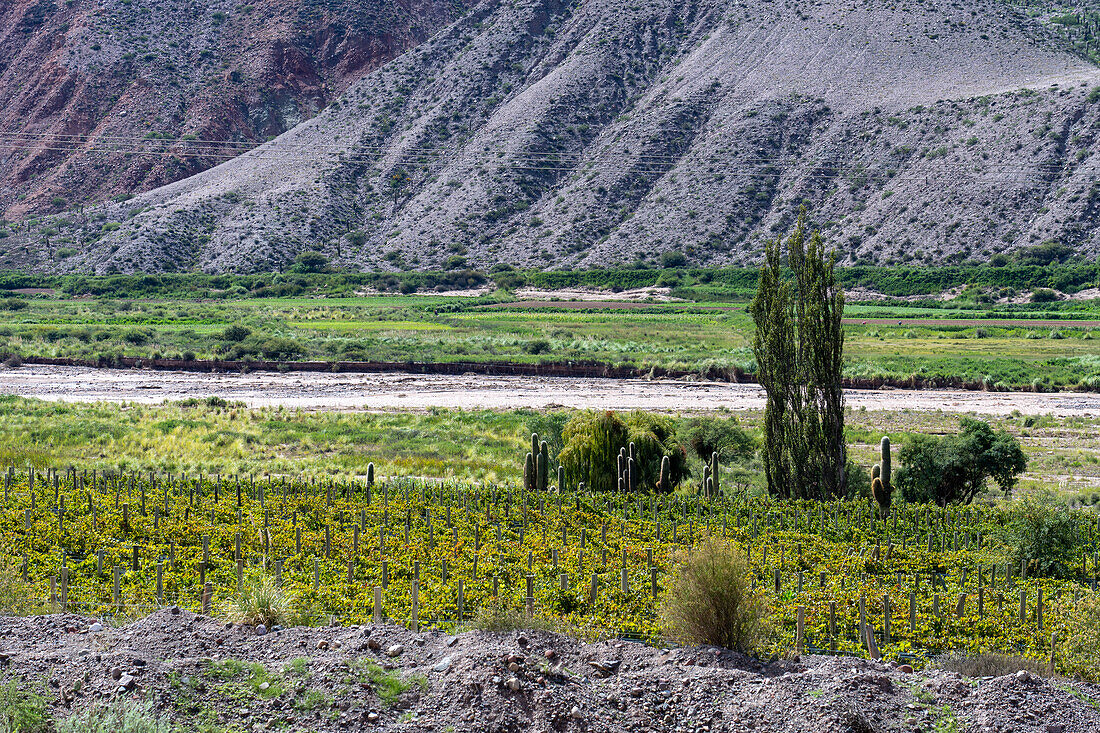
[1031,288,1059,303]
[1016,241,1074,266]
[291,251,329,274]
[660,251,687,267]
[660,539,766,652]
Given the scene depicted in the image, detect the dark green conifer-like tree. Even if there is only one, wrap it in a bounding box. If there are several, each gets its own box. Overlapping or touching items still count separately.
[751,211,847,499]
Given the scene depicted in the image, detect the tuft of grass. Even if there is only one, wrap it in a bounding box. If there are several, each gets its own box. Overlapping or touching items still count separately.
[0,679,50,733]
[347,660,426,707]
[223,574,289,627]
[934,651,1046,678]
[55,698,169,733]
[470,599,554,633]
[293,689,330,712]
[0,562,44,616]
[659,539,767,652]
[285,658,310,676]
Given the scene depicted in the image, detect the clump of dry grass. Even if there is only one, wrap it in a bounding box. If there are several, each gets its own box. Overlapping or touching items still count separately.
[223,574,290,627]
[0,561,44,616]
[471,599,554,633]
[934,651,1046,678]
[659,539,766,652]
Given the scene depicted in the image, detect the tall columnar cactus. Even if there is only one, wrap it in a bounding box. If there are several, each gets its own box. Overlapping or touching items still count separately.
[627,456,636,493]
[702,464,711,496]
[872,436,892,518]
[524,452,535,493]
[539,441,550,492]
[531,433,539,461]
[558,465,565,493]
[366,462,375,488]
[628,442,636,463]
[709,452,720,497]
[657,455,671,493]
[879,436,891,492]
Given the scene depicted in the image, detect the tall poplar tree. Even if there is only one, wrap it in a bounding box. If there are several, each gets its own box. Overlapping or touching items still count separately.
[751,212,847,499]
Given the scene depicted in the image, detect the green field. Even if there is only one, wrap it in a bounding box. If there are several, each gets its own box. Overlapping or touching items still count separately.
[4,285,1100,388]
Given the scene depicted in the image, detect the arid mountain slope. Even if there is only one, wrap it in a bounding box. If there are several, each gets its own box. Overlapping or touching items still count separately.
[0,0,469,219]
[9,0,1100,273]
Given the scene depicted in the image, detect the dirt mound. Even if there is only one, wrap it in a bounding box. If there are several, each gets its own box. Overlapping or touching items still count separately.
[1,610,1098,731]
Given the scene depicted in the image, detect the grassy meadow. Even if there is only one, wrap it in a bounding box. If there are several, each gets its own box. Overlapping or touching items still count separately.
[4,291,1100,388]
[4,397,1100,506]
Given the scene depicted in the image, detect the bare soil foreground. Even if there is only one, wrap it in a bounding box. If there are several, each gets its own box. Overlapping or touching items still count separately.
[3,365,1100,416]
[5,610,1098,733]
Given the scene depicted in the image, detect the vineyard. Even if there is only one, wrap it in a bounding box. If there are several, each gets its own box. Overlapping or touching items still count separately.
[4,466,1099,676]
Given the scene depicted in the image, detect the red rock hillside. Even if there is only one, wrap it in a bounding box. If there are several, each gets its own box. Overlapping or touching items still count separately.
[0,0,468,220]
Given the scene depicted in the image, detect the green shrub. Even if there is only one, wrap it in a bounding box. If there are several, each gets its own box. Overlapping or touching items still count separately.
[559,411,630,493]
[222,324,251,342]
[0,680,50,733]
[1031,288,1059,303]
[251,337,301,360]
[896,418,1027,505]
[1004,492,1078,578]
[659,539,766,652]
[55,698,168,733]
[682,417,755,464]
[524,339,551,355]
[523,411,568,462]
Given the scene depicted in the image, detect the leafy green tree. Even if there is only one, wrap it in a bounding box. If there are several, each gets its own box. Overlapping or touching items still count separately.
[660,250,687,268]
[896,418,1027,505]
[1003,492,1078,578]
[558,411,688,492]
[750,233,796,497]
[750,212,847,499]
[292,251,329,274]
[682,417,755,464]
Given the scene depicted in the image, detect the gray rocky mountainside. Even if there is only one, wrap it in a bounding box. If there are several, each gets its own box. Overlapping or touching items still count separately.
[9,0,1100,273]
[0,0,469,219]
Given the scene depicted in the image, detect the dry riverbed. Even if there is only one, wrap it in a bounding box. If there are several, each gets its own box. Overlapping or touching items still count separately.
[3,365,1100,416]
